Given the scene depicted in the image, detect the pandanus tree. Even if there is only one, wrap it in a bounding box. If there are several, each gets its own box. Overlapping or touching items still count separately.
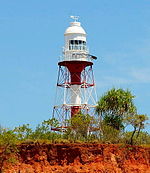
[95,88,137,131]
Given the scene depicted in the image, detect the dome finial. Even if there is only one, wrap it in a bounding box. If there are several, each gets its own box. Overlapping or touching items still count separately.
[70,16,79,22]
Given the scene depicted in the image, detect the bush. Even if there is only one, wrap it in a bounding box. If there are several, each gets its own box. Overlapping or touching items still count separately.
[100,124,121,144]
[122,131,150,145]
[0,129,18,171]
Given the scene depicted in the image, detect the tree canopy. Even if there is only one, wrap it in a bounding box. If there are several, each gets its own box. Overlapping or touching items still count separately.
[0,88,149,146]
[96,88,137,130]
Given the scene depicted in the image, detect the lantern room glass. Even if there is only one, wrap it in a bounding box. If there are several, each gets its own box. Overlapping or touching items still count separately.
[69,40,86,50]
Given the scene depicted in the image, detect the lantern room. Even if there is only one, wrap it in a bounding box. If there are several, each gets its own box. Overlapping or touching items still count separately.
[63,17,90,61]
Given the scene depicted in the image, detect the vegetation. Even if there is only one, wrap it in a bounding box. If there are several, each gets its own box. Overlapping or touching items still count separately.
[96,88,149,145]
[0,87,150,171]
[0,88,149,148]
[125,114,148,145]
[96,88,137,130]
[0,129,18,171]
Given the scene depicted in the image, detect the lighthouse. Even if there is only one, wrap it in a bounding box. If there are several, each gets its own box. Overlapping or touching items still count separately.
[52,16,97,131]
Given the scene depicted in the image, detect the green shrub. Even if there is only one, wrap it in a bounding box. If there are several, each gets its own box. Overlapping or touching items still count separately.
[100,124,121,144]
[122,131,150,145]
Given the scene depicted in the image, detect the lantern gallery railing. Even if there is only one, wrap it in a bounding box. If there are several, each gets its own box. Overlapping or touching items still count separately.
[60,53,97,62]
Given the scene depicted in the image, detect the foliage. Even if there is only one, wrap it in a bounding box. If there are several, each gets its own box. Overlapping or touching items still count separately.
[43,118,59,128]
[0,130,16,146]
[125,114,148,145]
[14,124,32,141]
[103,115,124,131]
[66,113,95,141]
[123,131,150,145]
[96,88,137,130]
[0,88,149,152]
[0,129,18,171]
[95,88,150,145]
[99,123,121,144]
[30,119,61,141]
[30,123,50,140]
[0,95,149,171]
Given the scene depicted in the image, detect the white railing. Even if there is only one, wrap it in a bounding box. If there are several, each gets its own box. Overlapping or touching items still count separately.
[59,51,93,62]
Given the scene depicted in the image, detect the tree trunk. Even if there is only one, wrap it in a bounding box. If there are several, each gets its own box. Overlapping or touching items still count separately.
[136,125,141,139]
[130,127,136,145]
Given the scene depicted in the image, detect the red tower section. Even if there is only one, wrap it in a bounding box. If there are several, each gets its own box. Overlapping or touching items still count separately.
[58,61,93,117]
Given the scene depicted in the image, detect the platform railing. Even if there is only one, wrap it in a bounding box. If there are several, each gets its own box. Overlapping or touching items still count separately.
[59,52,93,62]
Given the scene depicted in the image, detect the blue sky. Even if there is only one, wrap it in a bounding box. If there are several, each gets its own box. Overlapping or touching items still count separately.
[0,0,150,131]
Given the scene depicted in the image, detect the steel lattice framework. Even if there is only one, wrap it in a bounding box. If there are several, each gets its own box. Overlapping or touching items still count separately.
[52,19,97,131]
[52,63,97,131]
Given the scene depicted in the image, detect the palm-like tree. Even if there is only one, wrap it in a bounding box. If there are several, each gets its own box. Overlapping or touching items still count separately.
[96,88,137,130]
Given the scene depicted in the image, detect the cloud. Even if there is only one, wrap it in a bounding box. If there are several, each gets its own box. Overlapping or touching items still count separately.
[130,68,150,83]
[95,33,150,91]
[96,76,130,87]
[96,67,150,89]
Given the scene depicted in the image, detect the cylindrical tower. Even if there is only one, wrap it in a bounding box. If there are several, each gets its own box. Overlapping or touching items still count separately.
[52,17,97,130]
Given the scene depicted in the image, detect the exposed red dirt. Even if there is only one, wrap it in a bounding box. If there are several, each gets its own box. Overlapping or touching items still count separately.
[2,143,150,173]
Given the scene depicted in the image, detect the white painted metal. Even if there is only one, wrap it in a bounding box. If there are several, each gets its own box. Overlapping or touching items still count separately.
[63,19,89,62]
[53,18,97,129]
[70,85,81,106]
[55,81,97,107]
[64,22,86,35]
[70,16,79,22]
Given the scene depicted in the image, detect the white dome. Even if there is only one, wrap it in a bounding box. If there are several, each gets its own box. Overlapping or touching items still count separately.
[64,22,86,35]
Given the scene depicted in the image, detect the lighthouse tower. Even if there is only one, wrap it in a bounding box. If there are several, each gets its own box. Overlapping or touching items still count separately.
[52,16,97,131]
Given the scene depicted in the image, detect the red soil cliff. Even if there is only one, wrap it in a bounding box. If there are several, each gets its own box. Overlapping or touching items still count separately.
[2,143,150,173]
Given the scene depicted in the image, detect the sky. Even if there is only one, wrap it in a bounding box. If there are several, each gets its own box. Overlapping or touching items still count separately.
[0,0,150,131]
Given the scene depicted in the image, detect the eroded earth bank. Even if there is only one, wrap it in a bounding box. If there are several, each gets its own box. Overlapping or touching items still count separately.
[1,143,150,173]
